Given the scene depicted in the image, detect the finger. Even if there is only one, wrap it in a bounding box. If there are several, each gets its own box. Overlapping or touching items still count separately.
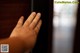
[16,16,24,27]
[29,13,41,29]
[23,12,36,27]
[34,20,42,34]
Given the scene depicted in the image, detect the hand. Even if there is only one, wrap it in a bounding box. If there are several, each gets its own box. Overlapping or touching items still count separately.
[10,12,42,50]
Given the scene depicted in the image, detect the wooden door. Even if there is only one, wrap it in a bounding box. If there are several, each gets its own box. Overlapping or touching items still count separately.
[0,0,31,38]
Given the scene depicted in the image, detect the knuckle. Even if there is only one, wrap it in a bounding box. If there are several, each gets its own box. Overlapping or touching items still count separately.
[33,21,36,25]
[26,20,30,24]
[35,28,38,34]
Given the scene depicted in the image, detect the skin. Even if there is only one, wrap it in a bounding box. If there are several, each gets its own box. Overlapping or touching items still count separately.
[0,12,42,53]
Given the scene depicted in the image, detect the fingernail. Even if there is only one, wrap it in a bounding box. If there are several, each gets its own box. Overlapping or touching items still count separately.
[37,13,41,16]
[32,12,36,15]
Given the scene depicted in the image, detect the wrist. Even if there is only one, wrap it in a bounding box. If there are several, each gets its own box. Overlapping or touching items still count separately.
[9,37,27,52]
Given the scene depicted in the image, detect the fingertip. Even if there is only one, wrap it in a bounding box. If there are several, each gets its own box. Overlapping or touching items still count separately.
[21,16,24,19]
[37,12,41,15]
[37,13,41,17]
[32,12,36,15]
